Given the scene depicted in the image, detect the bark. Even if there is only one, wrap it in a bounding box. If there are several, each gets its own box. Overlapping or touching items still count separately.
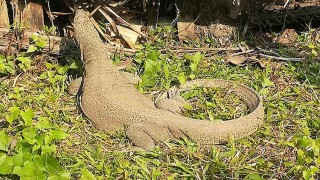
[0,0,9,28]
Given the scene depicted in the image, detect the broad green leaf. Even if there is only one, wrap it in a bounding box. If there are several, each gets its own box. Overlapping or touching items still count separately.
[190,63,198,72]
[80,169,96,180]
[140,75,157,87]
[13,161,46,180]
[261,74,273,87]
[5,65,15,74]
[303,170,311,180]
[183,104,193,111]
[20,108,34,126]
[48,173,71,180]
[0,130,9,151]
[0,153,13,174]
[69,62,78,69]
[56,66,68,75]
[41,144,56,154]
[39,72,48,79]
[144,59,158,75]
[299,136,311,148]
[27,45,37,53]
[13,151,24,167]
[49,130,68,140]
[193,52,203,64]
[134,57,142,64]
[5,107,20,124]
[36,40,47,48]
[244,173,264,180]
[45,63,54,69]
[32,144,41,152]
[308,43,315,49]
[184,54,194,61]
[30,34,39,42]
[35,117,52,129]
[177,73,186,85]
[22,127,37,145]
[163,64,169,79]
[147,50,159,61]
[38,155,64,174]
[36,135,45,145]
[189,74,196,79]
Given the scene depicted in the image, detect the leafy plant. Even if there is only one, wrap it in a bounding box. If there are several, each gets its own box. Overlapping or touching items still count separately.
[180,86,249,121]
[1,107,69,179]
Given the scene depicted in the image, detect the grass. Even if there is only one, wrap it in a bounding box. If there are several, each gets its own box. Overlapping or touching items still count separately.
[180,86,250,121]
[0,27,319,179]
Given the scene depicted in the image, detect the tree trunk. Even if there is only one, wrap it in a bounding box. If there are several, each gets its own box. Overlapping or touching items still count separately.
[0,0,9,28]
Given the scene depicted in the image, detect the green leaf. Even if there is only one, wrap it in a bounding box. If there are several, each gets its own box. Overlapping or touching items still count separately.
[30,34,39,42]
[13,151,24,167]
[41,144,57,154]
[303,170,311,180]
[69,62,78,69]
[48,173,71,180]
[134,57,142,64]
[22,127,38,145]
[261,74,273,87]
[193,52,203,64]
[184,54,194,61]
[45,155,64,174]
[39,72,48,79]
[244,173,264,180]
[13,161,46,180]
[27,45,38,53]
[45,63,54,69]
[5,107,20,124]
[190,63,198,72]
[189,74,196,79]
[36,40,47,48]
[144,59,158,75]
[163,64,169,79]
[0,130,9,152]
[49,130,68,140]
[32,144,41,152]
[140,75,157,87]
[20,108,34,126]
[299,136,311,148]
[35,117,52,129]
[80,169,96,180]
[147,50,159,61]
[177,73,186,85]
[56,66,68,75]
[0,153,14,174]
[183,104,193,110]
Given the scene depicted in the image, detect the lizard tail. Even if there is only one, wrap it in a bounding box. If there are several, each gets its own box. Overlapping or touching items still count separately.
[159,79,264,147]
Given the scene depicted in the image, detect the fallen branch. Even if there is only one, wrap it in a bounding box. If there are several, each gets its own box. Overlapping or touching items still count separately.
[170,46,241,52]
[102,6,146,38]
[88,16,115,45]
[258,54,305,61]
[0,28,78,55]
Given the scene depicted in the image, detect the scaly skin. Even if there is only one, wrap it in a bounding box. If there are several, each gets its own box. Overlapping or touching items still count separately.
[73,9,264,150]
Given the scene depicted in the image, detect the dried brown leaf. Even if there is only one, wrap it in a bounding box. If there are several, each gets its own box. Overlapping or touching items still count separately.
[226,54,247,65]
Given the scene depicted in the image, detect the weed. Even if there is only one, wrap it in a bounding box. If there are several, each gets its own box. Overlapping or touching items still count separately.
[0,27,320,179]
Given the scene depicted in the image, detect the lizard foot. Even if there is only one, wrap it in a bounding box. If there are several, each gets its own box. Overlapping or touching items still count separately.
[126,122,172,150]
[156,88,187,114]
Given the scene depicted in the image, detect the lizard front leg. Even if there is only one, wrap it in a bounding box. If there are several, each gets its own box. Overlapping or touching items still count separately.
[67,72,141,96]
